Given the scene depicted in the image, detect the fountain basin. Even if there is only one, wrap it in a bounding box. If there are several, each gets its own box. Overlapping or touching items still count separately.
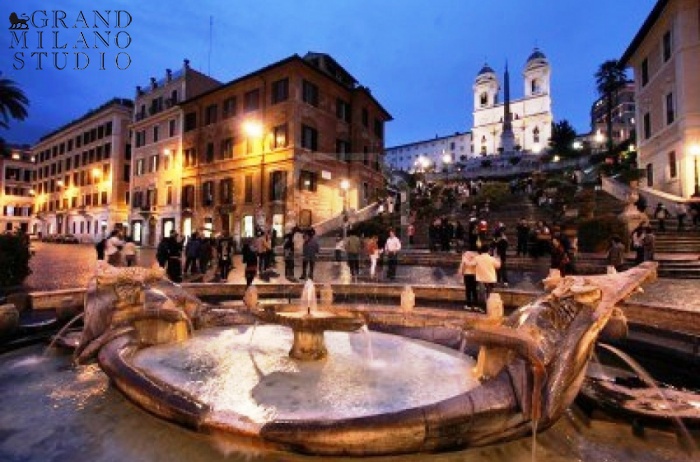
[100,325,483,455]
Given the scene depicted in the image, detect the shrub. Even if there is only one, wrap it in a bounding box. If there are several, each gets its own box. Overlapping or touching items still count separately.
[577,215,628,252]
[0,234,32,288]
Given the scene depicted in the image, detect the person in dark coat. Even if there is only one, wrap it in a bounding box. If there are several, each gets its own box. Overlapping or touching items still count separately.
[241,240,258,287]
[156,237,168,268]
[216,230,234,281]
[198,237,213,275]
[184,233,201,275]
[165,231,183,283]
[283,230,296,280]
[300,230,320,280]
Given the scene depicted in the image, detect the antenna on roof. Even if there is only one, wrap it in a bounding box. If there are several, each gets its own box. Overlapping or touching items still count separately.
[207,15,213,76]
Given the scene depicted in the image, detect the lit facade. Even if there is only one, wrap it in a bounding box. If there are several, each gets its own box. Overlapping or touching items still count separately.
[590,82,636,149]
[472,49,553,155]
[30,98,133,240]
[128,60,220,246]
[178,52,391,242]
[384,132,472,172]
[0,145,35,233]
[620,0,700,197]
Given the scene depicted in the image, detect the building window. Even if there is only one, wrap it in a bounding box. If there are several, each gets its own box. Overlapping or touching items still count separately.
[205,142,215,163]
[531,79,540,94]
[220,137,234,159]
[135,158,145,176]
[374,119,383,138]
[168,119,176,137]
[273,123,288,149]
[302,80,319,106]
[202,181,214,206]
[182,185,195,208]
[641,58,649,86]
[105,122,112,136]
[480,92,488,107]
[643,112,651,139]
[665,92,675,125]
[299,170,317,192]
[336,139,351,162]
[668,151,677,178]
[533,126,540,143]
[184,148,197,167]
[269,170,287,201]
[244,174,253,203]
[205,104,218,125]
[153,125,159,143]
[662,30,672,62]
[184,112,197,131]
[271,78,289,104]
[219,178,233,204]
[166,185,173,205]
[146,188,157,207]
[149,154,159,173]
[222,96,236,118]
[301,125,318,151]
[244,89,260,112]
[361,108,369,127]
[336,99,351,122]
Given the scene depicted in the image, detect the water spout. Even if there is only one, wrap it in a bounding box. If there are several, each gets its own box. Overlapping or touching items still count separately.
[45,312,84,355]
[300,279,317,315]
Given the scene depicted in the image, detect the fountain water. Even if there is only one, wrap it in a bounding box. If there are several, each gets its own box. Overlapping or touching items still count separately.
[300,279,317,315]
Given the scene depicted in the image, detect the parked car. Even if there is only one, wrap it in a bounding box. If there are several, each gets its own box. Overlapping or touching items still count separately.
[59,234,80,244]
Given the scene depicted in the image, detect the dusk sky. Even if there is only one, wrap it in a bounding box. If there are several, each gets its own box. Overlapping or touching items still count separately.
[2,0,656,148]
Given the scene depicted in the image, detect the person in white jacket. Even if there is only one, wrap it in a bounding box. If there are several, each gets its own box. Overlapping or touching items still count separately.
[383,229,402,280]
[474,245,501,312]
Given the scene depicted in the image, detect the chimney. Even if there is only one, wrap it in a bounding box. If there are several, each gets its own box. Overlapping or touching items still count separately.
[150,77,158,89]
[183,59,190,70]
[136,85,143,96]
[166,68,172,82]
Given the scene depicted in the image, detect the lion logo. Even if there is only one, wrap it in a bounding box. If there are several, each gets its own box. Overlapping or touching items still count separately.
[9,12,30,30]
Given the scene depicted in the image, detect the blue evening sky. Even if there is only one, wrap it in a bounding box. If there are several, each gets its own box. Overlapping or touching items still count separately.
[1,0,656,148]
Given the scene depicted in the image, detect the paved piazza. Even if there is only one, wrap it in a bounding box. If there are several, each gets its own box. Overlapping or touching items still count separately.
[25,242,700,312]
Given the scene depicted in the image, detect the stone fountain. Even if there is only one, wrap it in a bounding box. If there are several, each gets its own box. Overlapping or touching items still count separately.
[69,261,660,456]
[252,279,364,360]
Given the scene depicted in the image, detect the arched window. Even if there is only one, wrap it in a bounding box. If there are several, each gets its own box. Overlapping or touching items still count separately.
[480,136,487,154]
[533,127,540,143]
[480,92,488,107]
[531,79,540,94]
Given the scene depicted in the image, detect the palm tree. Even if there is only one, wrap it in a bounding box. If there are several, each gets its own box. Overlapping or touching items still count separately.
[0,73,29,130]
[594,60,627,152]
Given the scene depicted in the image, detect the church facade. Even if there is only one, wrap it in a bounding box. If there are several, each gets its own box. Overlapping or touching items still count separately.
[472,49,553,155]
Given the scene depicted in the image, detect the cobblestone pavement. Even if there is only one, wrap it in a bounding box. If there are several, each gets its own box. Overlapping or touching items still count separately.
[26,242,700,311]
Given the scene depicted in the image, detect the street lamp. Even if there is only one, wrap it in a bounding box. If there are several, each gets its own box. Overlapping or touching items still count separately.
[442,152,452,183]
[244,120,265,223]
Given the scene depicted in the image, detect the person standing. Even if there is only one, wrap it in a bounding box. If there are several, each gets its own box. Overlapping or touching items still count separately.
[384,229,402,280]
[184,233,201,276]
[334,235,344,264]
[95,234,106,261]
[458,247,478,310]
[643,226,656,262]
[474,245,500,311]
[283,230,296,281]
[300,229,320,280]
[550,236,570,277]
[516,218,530,257]
[365,235,380,280]
[122,236,137,267]
[407,223,415,247]
[675,202,688,231]
[607,235,625,272]
[216,230,234,281]
[198,237,213,275]
[165,230,183,283]
[344,230,361,279]
[654,204,668,231]
[493,230,509,285]
[630,225,646,265]
[156,236,169,268]
[241,240,258,287]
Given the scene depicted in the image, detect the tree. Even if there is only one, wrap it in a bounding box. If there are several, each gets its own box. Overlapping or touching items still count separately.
[549,120,577,158]
[0,73,29,130]
[594,60,627,152]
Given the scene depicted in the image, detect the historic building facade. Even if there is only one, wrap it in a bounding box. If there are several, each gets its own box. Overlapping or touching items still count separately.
[128,60,220,246]
[29,98,133,240]
[472,49,553,156]
[0,145,34,233]
[590,81,636,149]
[384,132,472,173]
[620,0,700,198]
[178,52,391,242]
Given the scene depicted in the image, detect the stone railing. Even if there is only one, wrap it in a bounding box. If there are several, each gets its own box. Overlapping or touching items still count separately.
[312,202,379,237]
[602,176,688,213]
